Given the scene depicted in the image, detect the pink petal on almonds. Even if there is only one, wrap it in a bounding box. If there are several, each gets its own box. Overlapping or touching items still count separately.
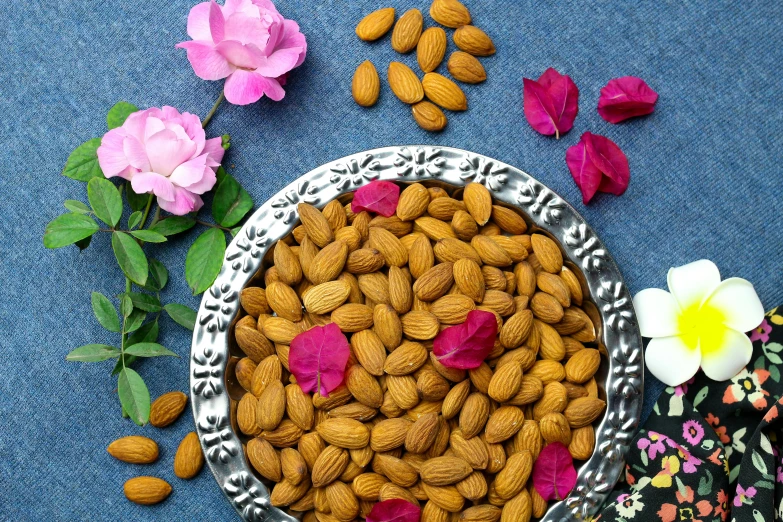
[366,499,421,522]
[288,323,350,396]
[433,310,498,369]
[532,442,578,502]
[351,180,400,217]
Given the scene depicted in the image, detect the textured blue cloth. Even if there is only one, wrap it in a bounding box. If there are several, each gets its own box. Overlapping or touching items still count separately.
[1,0,782,520]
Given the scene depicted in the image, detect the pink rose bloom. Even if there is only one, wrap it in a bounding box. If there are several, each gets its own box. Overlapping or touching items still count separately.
[176,0,307,105]
[97,106,224,215]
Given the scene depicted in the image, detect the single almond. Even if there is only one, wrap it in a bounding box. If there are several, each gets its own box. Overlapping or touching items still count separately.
[107,436,159,464]
[273,240,303,285]
[331,303,374,332]
[345,363,384,408]
[453,258,485,302]
[530,234,563,273]
[270,476,311,507]
[237,392,261,436]
[285,383,314,431]
[123,477,171,505]
[405,412,440,454]
[540,412,572,445]
[311,445,350,487]
[420,456,473,486]
[391,8,424,53]
[422,72,468,111]
[257,380,286,431]
[385,341,429,375]
[453,25,496,56]
[265,282,303,322]
[434,237,482,265]
[531,292,565,324]
[411,100,448,132]
[414,216,457,240]
[371,417,413,452]
[488,362,523,403]
[374,303,404,350]
[447,51,486,83]
[261,419,305,448]
[564,397,606,428]
[356,7,395,41]
[417,27,447,73]
[499,309,533,349]
[532,381,568,420]
[352,60,381,107]
[240,286,271,317]
[421,482,465,512]
[451,209,478,241]
[247,437,282,481]
[149,391,188,428]
[173,432,204,479]
[250,354,282,397]
[565,347,601,383]
[413,262,454,301]
[429,0,471,28]
[388,265,413,314]
[309,240,349,284]
[317,418,371,449]
[369,226,409,266]
[463,183,492,225]
[297,203,334,247]
[459,392,490,439]
[358,272,391,304]
[569,425,596,460]
[430,294,475,324]
[303,279,351,315]
[400,310,440,340]
[501,489,532,522]
[353,472,389,500]
[494,450,532,500]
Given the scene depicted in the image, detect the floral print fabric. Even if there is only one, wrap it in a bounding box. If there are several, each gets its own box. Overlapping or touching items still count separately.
[595,307,783,522]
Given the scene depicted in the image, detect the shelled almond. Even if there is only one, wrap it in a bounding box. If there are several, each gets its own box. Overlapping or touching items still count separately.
[229,182,606,521]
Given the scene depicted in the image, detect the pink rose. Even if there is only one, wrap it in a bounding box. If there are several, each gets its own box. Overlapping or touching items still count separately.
[97,106,224,215]
[176,0,307,105]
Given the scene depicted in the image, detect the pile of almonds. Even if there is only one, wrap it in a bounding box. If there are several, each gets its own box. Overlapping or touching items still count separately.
[106,391,205,505]
[352,0,495,132]
[231,180,606,522]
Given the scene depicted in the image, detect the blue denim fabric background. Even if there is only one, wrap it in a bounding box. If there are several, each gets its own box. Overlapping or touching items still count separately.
[1,0,781,520]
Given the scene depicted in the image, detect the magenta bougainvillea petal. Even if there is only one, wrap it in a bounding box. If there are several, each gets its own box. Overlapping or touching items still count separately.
[597,76,658,124]
[532,442,578,502]
[565,140,602,204]
[433,310,498,369]
[566,132,630,204]
[288,323,350,396]
[366,499,421,522]
[523,68,579,138]
[351,180,400,217]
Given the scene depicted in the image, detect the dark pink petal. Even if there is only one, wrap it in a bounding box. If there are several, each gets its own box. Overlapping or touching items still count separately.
[597,76,658,123]
[532,442,578,502]
[582,132,629,194]
[433,310,498,369]
[351,181,400,217]
[539,68,579,134]
[523,78,559,137]
[208,1,225,43]
[565,140,602,204]
[366,499,421,522]
[289,323,350,396]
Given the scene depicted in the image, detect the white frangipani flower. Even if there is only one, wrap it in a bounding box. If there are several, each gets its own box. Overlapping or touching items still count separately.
[633,260,764,387]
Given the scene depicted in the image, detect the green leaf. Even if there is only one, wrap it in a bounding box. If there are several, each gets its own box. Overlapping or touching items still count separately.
[230,226,242,237]
[165,303,197,330]
[91,292,120,332]
[151,216,196,236]
[120,294,134,318]
[126,184,150,212]
[756,479,775,490]
[66,344,121,362]
[146,258,169,291]
[124,309,147,333]
[125,291,162,312]
[64,199,91,214]
[754,357,766,370]
[87,177,123,227]
[697,469,713,496]
[216,165,228,185]
[130,230,167,243]
[769,365,781,383]
[118,367,150,426]
[43,213,99,249]
[692,386,709,408]
[766,352,783,365]
[766,342,783,353]
[62,138,103,181]
[128,211,143,230]
[186,228,226,295]
[113,320,158,375]
[112,231,148,285]
[212,174,253,227]
[124,342,179,358]
[106,101,139,129]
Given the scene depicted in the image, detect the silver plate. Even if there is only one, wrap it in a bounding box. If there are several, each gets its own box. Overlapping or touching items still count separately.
[191,146,644,521]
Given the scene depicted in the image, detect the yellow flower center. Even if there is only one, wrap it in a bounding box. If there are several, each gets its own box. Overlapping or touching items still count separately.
[678,302,726,353]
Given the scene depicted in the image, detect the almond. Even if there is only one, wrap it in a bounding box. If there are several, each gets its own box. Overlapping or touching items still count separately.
[123,476,171,505]
[411,100,448,132]
[417,27,447,73]
[262,316,301,344]
[313,384,354,410]
[237,392,261,436]
[371,417,412,452]
[459,392,490,439]
[429,0,471,28]
[536,320,565,360]
[298,431,326,471]
[388,61,424,105]
[286,383,314,431]
[351,329,387,376]
[463,183,492,225]
[428,198,466,220]
[472,235,513,267]
[379,482,420,505]
[405,412,440,454]
[461,505,502,522]
[262,419,305,448]
[450,429,489,470]
[510,420,542,460]
[312,445,350,487]
[173,432,204,479]
[420,456,473,486]
[532,381,568,420]
[418,369,450,401]
[421,483,465,512]
[430,294,475,324]
[413,262,454,301]
[270,476,311,507]
[564,397,606,428]
[447,51,486,83]
[303,280,352,315]
[257,380,286,430]
[560,266,583,305]
[358,272,391,304]
[298,203,334,247]
[149,391,188,428]
[346,364,384,408]
[251,354,282,397]
[422,501,451,521]
[391,8,423,53]
[499,310,533,349]
[569,425,596,460]
[530,234,563,273]
[507,375,544,406]
[494,450,532,499]
[395,183,430,222]
[527,359,565,385]
[400,310,440,340]
[441,378,471,419]
[388,265,413,314]
[331,303,374,332]
[414,216,457,240]
[375,453,419,487]
[310,240,349,284]
[241,286,271,317]
[352,60,381,107]
[481,289,516,316]
[280,448,308,486]
[369,226,409,267]
[565,347,600,384]
[274,240,303,285]
[356,7,395,41]
[453,26,495,56]
[387,374,421,409]
[451,209,478,241]
[408,234,435,278]
[433,237,482,265]
[335,225,362,251]
[537,271,571,307]
[514,261,537,297]
[385,341,428,375]
[501,489,532,522]
[236,320,275,362]
[266,282,303,322]
[346,248,386,274]
[453,258,485,302]
[539,412,572,445]
[330,402,378,422]
[457,471,489,501]
[422,72,468,111]
[352,472,389,500]
[107,436,159,464]
[317,418,371,449]
[247,437,282,481]
[487,363,522,403]
[374,303,404,350]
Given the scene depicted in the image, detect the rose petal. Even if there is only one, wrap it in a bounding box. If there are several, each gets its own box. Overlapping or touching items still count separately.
[224,69,280,105]
[208,0,225,43]
[645,335,701,386]
[215,40,264,69]
[254,46,306,78]
[667,260,721,312]
[157,186,204,215]
[633,288,682,338]
[175,40,235,81]
[523,78,559,137]
[565,140,602,204]
[145,129,198,177]
[699,327,753,382]
[122,136,151,172]
[97,129,131,178]
[704,278,765,332]
[131,172,176,202]
[185,2,213,41]
[597,76,659,124]
[203,136,226,165]
[582,132,629,192]
[169,155,209,191]
[351,181,400,217]
[224,10,267,48]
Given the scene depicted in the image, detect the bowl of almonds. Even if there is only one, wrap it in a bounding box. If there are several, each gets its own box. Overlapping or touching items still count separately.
[190,146,643,522]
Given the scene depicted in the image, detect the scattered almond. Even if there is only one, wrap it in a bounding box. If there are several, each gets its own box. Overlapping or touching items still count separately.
[352,60,381,107]
[453,25,496,56]
[356,7,396,41]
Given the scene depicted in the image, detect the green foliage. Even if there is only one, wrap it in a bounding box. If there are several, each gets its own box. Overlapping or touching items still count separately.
[125,292,162,312]
[66,344,121,362]
[130,230,167,243]
[64,199,91,214]
[87,177,123,227]
[165,303,197,330]
[128,211,143,230]
[44,213,99,249]
[62,138,103,181]
[186,228,226,295]
[112,232,148,285]
[151,216,196,236]
[212,172,253,227]
[126,183,150,212]
[124,343,179,358]
[91,292,120,332]
[146,259,168,291]
[106,101,139,129]
[118,367,150,426]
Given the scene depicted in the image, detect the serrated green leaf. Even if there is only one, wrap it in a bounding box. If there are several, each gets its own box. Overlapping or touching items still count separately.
[118,367,150,426]
[124,342,179,358]
[43,213,99,249]
[113,320,159,375]
[124,292,162,312]
[212,174,253,228]
[107,101,139,129]
[66,344,121,362]
[165,303,197,330]
[146,258,168,291]
[150,216,196,236]
[186,228,226,295]
[91,291,120,332]
[64,199,91,214]
[126,184,151,212]
[124,309,147,333]
[130,230,167,243]
[120,294,134,318]
[87,177,123,227]
[62,138,103,181]
[128,211,143,230]
[112,231,148,285]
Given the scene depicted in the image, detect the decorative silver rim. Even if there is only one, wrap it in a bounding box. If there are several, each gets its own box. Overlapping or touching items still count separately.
[190,146,644,521]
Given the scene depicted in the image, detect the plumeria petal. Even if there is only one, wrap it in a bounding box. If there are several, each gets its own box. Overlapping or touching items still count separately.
[175,40,235,81]
[667,259,721,312]
[633,288,682,338]
[131,172,176,202]
[705,278,765,332]
[186,2,213,41]
[700,327,753,381]
[646,335,701,387]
